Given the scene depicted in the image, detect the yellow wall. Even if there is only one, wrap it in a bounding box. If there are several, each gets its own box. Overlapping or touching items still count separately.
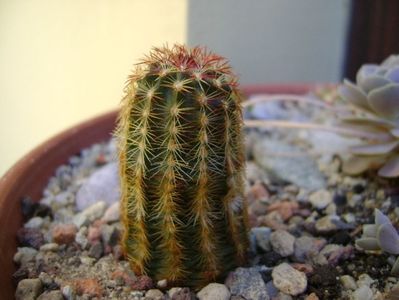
[0,0,187,175]
[0,0,350,176]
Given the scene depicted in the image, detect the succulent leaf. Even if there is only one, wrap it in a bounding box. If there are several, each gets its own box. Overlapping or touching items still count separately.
[356,237,381,251]
[378,155,399,177]
[392,256,399,276]
[338,54,399,177]
[359,75,391,94]
[342,155,387,175]
[368,83,399,120]
[338,80,371,112]
[377,223,399,254]
[387,66,399,83]
[350,141,399,156]
[375,208,392,226]
[363,224,378,238]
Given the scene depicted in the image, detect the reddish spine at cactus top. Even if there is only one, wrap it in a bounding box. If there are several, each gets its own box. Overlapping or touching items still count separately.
[116,45,249,288]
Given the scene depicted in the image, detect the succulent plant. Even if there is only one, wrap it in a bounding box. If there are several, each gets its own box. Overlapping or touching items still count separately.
[356,209,399,275]
[116,45,249,288]
[338,54,399,177]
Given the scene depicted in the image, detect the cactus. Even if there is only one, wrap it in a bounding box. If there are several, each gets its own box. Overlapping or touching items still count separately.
[116,45,249,288]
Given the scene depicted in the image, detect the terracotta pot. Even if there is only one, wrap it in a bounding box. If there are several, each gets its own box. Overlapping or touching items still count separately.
[0,84,315,299]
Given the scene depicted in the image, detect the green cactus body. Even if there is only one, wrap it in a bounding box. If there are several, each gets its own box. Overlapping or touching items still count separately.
[117,45,248,287]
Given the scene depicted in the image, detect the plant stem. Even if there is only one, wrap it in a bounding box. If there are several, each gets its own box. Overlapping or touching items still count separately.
[244,119,390,141]
[243,94,349,113]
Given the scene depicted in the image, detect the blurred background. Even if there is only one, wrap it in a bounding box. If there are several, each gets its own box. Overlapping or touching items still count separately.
[0,0,398,176]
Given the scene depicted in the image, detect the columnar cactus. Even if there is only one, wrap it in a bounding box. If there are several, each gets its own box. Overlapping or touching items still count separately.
[116,45,249,287]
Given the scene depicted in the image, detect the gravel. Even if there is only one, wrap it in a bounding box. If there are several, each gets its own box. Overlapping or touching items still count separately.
[11,95,399,299]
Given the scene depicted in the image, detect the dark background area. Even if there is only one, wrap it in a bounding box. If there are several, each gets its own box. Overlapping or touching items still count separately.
[344,0,399,80]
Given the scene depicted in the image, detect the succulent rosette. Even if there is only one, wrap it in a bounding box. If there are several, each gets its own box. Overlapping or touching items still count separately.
[356,209,399,275]
[338,54,399,177]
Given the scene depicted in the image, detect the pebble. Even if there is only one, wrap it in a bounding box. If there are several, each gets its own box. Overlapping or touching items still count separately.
[79,201,107,224]
[196,283,230,300]
[14,247,38,265]
[101,224,119,246]
[87,224,102,244]
[270,230,295,257]
[88,241,103,259]
[62,285,76,300]
[37,290,64,300]
[309,189,332,210]
[267,201,299,221]
[272,263,307,296]
[24,216,45,229]
[17,227,45,249]
[314,215,338,233]
[72,213,89,228]
[145,289,165,300]
[168,287,183,298]
[357,273,374,287]
[265,280,279,298]
[52,224,77,244]
[101,202,120,223]
[157,279,168,288]
[305,293,319,300]
[225,267,270,300]
[253,139,326,191]
[352,285,373,300]
[39,272,53,286]
[75,162,120,211]
[39,243,59,252]
[294,236,326,263]
[274,292,293,300]
[72,278,103,297]
[75,227,89,249]
[15,278,43,300]
[340,275,357,290]
[130,275,154,290]
[251,227,272,252]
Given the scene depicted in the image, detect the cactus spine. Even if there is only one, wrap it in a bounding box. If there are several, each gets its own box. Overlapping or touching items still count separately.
[117,45,248,287]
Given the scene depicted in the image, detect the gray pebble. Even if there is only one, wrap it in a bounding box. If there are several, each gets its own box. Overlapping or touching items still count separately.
[197,283,230,300]
[62,285,76,300]
[315,215,338,233]
[39,272,53,286]
[352,285,373,300]
[251,227,272,252]
[145,289,165,300]
[265,281,279,298]
[157,279,168,288]
[270,230,295,257]
[37,290,64,300]
[309,189,332,209]
[340,275,357,290]
[39,243,59,252]
[225,267,270,300]
[79,201,107,223]
[253,139,326,190]
[15,278,43,300]
[24,217,44,229]
[357,274,374,287]
[72,213,89,229]
[75,227,89,250]
[101,224,119,246]
[75,163,120,211]
[101,202,120,223]
[294,236,326,263]
[88,241,103,260]
[14,247,38,265]
[272,263,307,296]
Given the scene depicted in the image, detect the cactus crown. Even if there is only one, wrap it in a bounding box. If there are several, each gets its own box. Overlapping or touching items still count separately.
[116,45,248,288]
